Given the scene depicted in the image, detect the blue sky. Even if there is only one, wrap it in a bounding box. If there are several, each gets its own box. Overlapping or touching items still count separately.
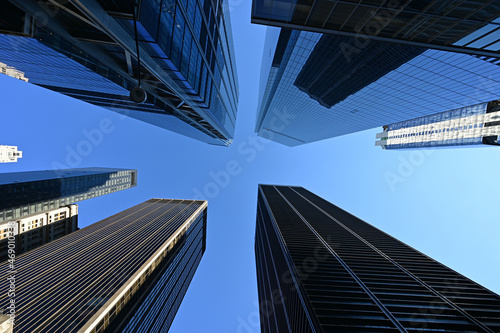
[1,1,500,332]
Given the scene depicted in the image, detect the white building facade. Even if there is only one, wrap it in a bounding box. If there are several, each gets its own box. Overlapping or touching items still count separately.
[376,101,500,149]
[0,145,22,163]
[0,204,78,260]
[0,61,28,82]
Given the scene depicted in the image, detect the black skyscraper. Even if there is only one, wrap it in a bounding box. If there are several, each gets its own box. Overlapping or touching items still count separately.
[255,185,500,332]
[251,0,500,58]
[0,198,207,332]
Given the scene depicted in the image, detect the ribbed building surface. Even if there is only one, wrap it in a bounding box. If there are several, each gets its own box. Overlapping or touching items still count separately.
[255,185,500,332]
[0,198,207,333]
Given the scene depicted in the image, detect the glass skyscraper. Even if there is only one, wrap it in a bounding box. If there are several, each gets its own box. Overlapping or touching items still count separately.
[0,0,239,146]
[376,100,500,149]
[0,168,137,223]
[0,198,207,333]
[255,26,500,146]
[251,0,500,58]
[255,185,500,332]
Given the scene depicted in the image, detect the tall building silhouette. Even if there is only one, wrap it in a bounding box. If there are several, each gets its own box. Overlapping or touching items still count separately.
[253,1,500,146]
[0,198,207,333]
[0,0,239,146]
[0,168,137,223]
[376,100,500,149]
[255,185,500,332]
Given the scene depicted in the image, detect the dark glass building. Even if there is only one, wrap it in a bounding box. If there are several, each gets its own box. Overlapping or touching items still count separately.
[0,167,137,223]
[0,198,207,333]
[0,0,239,146]
[251,0,500,58]
[255,185,500,332]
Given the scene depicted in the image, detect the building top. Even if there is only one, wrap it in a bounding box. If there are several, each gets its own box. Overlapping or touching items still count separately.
[0,145,22,163]
[0,167,136,185]
[0,61,28,82]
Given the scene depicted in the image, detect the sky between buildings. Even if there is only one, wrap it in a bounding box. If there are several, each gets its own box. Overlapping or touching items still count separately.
[1,1,499,332]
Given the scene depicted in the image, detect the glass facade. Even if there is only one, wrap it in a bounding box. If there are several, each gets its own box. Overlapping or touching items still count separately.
[256,27,500,146]
[376,100,500,149]
[0,199,207,332]
[251,0,500,57]
[255,185,500,332]
[0,168,137,223]
[0,0,239,146]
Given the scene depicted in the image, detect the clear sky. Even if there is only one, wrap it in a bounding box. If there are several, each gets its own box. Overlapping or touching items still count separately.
[1,1,500,332]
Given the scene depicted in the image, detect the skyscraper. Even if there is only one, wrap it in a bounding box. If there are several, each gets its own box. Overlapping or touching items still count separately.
[0,204,78,261]
[251,0,500,58]
[376,100,500,149]
[255,185,500,332]
[0,198,207,332]
[0,146,22,163]
[0,0,239,146]
[0,62,28,82]
[0,167,137,223]
[254,26,500,146]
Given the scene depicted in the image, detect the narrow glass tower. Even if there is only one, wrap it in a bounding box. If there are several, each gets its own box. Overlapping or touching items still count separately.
[255,185,500,332]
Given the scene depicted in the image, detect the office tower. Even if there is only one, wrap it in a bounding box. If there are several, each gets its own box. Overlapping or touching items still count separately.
[0,198,207,332]
[0,1,239,146]
[253,3,500,146]
[376,100,500,149]
[0,62,28,82]
[0,167,137,223]
[251,0,500,58]
[0,146,22,163]
[255,185,500,332]
[0,204,78,261]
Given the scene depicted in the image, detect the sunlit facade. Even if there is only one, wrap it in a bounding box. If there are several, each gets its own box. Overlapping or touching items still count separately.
[376,100,500,149]
[0,146,22,163]
[0,62,28,82]
[0,204,78,261]
[0,0,238,146]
